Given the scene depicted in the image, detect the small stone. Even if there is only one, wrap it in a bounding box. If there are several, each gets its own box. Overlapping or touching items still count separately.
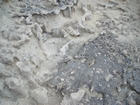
[81,58,86,63]
[74,55,78,58]
[105,74,113,82]
[60,78,64,82]
[117,87,121,92]
[70,70,76,75]
[88,58,95,67]
[118,89,128,102]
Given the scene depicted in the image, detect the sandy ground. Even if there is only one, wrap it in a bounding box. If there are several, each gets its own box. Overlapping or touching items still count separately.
[0,0,140,105]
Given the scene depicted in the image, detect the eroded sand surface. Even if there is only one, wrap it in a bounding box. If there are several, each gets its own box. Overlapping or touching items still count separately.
[0,0,140,105]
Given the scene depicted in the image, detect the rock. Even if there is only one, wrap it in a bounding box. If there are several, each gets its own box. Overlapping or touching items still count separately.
[81,58,86,63]
[61,96,78,105]
[5,77,27,97]
[3,54,14,65]
[60,41,73,55]
[70,89,85,101]
[16,62,32,78]
[105,74,113,82]
[25,14,32,25]
[118,89,128,102]
[67,26,80,37]
[0,69,12,77]
[30,55,41,67]
[63,7,71,17]
[51,28,64,37]
[0,62,5,70]
[88,58,95,67]
[0,80,4,96]
[30,88,48,105]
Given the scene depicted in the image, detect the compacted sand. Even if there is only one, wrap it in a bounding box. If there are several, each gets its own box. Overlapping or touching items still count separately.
[0,0,140,105]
